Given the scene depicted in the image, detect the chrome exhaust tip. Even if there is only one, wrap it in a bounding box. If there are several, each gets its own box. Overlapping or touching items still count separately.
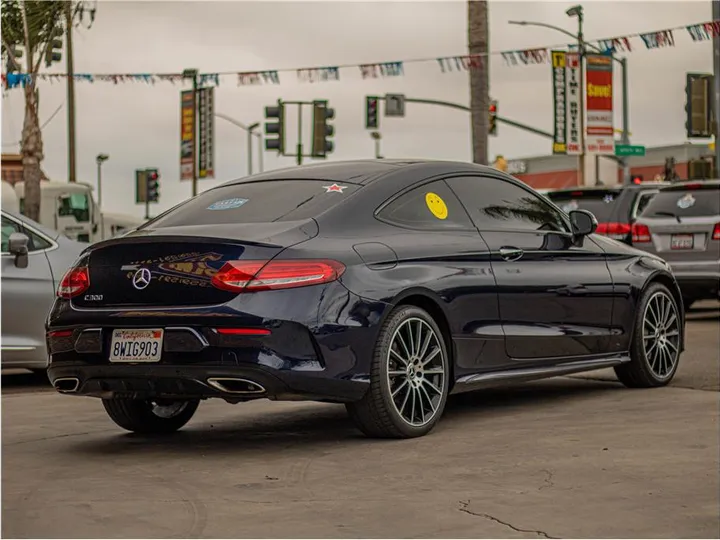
[206,377,266,395]
[54,377,80,393]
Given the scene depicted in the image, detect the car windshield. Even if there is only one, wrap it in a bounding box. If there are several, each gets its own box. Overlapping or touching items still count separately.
[58,193,90,223]
[641,186,720,218]
[545,190,621,222]
[148,179,361,228]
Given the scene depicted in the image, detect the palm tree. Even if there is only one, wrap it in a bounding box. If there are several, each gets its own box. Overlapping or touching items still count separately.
[1,0,96,221]
[468,0,489,165]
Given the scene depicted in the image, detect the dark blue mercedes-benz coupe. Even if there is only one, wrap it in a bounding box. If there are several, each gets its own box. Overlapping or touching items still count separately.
[46,160,685,438]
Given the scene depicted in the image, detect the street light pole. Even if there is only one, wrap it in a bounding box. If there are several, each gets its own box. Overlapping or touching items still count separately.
[371,131,383,159]
[215,113,263,176]
[247,122,259,175]
[510,7,632,186]
[95,153,108,241]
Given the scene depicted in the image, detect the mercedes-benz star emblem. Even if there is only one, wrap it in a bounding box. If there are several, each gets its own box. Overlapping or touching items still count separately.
[132,268,152,290]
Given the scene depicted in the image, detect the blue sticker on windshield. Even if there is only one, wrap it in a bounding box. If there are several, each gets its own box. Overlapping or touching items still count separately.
[207,198,248,211]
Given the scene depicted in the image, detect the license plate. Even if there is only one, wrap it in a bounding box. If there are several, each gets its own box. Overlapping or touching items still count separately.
[670,234,694,250]
[109,329,164,363]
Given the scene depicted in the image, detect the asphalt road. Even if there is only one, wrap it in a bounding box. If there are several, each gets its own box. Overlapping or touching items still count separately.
[2,302,718,538]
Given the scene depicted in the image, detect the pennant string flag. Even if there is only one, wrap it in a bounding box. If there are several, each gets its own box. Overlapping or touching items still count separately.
[2,19,719,90]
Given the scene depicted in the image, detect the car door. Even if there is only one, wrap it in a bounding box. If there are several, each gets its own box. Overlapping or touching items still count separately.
[373,178,505,374]
[1,213,57,368]
[446,174,614,362]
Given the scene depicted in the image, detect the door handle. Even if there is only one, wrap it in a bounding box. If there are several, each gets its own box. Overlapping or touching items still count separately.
[499,247,524,261]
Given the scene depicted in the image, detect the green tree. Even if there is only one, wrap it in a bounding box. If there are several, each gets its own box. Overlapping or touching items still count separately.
[468,0,489,166]
[1,0,95,221]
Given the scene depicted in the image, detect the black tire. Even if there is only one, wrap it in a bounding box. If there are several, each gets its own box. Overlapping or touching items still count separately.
[614,282,681,388]
[102,398,199,434]
[346,305,451,439]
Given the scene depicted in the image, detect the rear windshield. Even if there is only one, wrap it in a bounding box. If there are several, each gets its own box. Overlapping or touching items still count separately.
[545,190,621,222]
[148,180,360,227]
[640,186,720,218]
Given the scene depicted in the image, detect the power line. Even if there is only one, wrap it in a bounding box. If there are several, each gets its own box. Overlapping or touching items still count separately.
[1,100,65,148]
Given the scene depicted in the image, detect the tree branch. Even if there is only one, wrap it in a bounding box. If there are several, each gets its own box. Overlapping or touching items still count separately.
[1,35,22,71]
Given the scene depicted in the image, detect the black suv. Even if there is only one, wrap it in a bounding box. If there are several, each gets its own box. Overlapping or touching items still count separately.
[543,182,669,244]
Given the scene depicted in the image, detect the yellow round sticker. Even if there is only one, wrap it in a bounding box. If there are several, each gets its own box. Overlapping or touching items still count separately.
[425,192,448,220]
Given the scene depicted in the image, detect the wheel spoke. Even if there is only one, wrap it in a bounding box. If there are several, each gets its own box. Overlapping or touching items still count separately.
[424,367,444,375]
[666,330,679,337]
[410,387,417,424]
[399,384,412,416]
[415,320,423,359]
[421,347,441,367]
[418,329,433,361]
[422,378,442,396]
[388,370,406,377]
[395,332,412,361]
[419,385,436,415]
[666,339,678,352]
[392,379,408,398]
[417,388,426,424]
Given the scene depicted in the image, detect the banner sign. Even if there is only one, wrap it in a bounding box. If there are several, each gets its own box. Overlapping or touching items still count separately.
[180,90,195,181]
[551,51,567,154]
[585,53,615,154]
[565,52,582,155]
[198,87,215,179]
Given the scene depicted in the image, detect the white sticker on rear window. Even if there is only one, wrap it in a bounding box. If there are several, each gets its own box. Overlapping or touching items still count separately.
[207,198,248,210]
[676,193,696,209]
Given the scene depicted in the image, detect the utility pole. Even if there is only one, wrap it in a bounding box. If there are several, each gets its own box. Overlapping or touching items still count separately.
[296,105,303,166]
[371,131,383,158]
[247,122,259,175]
[95,153,108,240]
[713,0,720,176]
[65,1,76,183]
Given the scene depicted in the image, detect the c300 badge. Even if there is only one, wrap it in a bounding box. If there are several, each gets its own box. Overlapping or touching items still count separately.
[677,193,696,209]
[132,268,152,290]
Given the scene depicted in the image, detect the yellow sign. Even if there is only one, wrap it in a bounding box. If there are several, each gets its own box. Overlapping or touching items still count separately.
[551,51,566,68]
[425,192,448,220]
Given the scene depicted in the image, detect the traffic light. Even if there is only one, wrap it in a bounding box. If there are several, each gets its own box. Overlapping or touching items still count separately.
[489,100,498,136]
[264,100,285,153]
[366,96,379,129]
[146,169,160,202]
[44,28,63,68]
[685,73,712,139]
[135,169,147,203]
[311,100,335,158]
[631,174,644,184]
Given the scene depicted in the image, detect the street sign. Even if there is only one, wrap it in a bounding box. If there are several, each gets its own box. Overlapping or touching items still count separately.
[385,94,405,117]
[615,144,646,157]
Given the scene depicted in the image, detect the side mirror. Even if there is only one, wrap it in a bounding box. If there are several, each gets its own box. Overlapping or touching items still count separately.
[8,232,29,269]
[569,209,598,237]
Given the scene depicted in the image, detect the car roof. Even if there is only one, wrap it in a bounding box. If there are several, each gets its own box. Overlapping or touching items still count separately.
[219,159,500,187]
[658,179,720,191]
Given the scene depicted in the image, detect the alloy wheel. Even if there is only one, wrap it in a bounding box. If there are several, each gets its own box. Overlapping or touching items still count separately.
[642,291,680,380]
[151,400,189,419]
[386,317,446,427]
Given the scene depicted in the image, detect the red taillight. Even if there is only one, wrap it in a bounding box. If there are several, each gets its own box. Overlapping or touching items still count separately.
[596,222,631,240]
[47,330,73,338]
[712,223,720,240]
[57,267,90,298]
[632,223,652,243]
[211,259,345,293]
[214,328,271,336]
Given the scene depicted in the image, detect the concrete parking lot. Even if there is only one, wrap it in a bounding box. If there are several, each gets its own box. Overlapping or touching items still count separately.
[3,303,718,539]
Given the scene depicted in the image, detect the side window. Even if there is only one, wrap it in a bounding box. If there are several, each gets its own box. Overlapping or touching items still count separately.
[376,179,474,230]
[1,216,53,252]
[633,191,656,219]
[1,216,21,253]
[446,176,569,232]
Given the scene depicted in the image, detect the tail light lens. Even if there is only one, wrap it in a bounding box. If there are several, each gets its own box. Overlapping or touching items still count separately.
[631,223,652,243]
[712,223,720,240]
[57,267,90,298]
[211,259,345,293]
[596,222,631,240]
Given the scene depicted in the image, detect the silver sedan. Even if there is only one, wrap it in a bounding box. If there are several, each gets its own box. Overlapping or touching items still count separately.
[1,210,85,373]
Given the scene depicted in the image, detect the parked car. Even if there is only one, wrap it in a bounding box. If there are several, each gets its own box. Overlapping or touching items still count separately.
[47,160,685,439]
[543,182,668,244]
[1,210,84,373]
[631,180,720,309]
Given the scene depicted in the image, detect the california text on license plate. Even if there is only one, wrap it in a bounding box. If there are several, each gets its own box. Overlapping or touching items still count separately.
[110,329,164,363]
[671,234,694,250]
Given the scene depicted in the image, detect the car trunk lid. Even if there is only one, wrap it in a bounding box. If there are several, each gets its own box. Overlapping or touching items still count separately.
[72,220,318,309]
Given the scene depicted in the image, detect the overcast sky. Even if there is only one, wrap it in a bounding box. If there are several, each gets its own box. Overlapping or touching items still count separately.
[1,0,714,218]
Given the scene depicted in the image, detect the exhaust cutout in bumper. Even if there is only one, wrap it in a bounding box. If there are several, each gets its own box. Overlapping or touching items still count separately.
[54,377,80,393]
[206,377,266,395]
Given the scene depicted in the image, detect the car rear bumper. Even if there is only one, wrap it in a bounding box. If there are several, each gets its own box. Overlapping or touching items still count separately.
[47,361,369,403]
[673,274,720,300]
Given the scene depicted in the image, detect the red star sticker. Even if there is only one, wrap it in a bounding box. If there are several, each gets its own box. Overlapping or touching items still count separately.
[323,183,347,193]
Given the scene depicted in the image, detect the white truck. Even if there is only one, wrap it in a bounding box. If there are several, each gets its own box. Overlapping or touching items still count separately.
[2,180,143,243]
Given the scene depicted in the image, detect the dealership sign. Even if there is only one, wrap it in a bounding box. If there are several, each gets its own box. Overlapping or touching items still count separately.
[585,53,615,155]
[550,51,581,156]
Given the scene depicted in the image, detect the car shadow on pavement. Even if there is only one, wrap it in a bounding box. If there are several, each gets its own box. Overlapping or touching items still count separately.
[66,378,622,457]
